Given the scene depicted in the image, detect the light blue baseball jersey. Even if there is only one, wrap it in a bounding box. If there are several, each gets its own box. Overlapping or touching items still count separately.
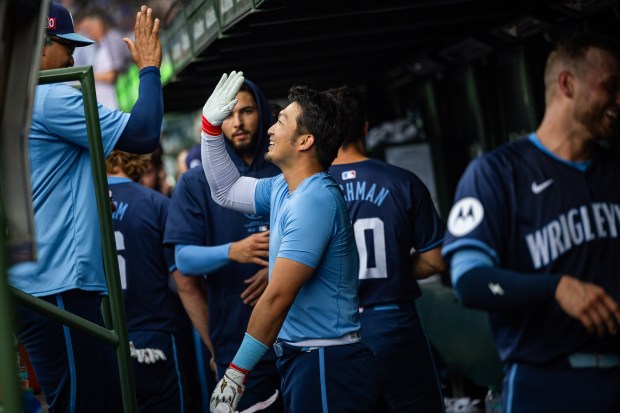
[11,83,129,296]
[255,172,361,342]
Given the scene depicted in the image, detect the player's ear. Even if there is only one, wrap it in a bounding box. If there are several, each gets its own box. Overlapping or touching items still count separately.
[557,70,575,98]
[297,134,314,151]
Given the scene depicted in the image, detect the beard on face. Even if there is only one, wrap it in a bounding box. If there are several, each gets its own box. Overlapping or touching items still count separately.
[574,101,617,141]
[230,131,259,158]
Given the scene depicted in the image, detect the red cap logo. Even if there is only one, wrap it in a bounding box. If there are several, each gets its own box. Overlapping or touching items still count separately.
[47,17,56,29]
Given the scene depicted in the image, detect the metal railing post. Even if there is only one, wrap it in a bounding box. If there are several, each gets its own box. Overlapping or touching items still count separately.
[0,202,22,413]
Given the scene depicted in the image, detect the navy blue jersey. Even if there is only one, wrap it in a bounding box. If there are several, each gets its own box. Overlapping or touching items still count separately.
[108,177,178,334]
[442,134,620,363]
[165,166,279,364]
[329,159,445,306]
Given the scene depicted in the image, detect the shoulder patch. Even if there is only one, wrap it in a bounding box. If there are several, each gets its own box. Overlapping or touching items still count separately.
[447,197,484,237]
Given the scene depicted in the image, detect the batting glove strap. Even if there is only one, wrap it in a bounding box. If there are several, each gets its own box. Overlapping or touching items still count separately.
[202,115,222,136]
[228,363,249,384]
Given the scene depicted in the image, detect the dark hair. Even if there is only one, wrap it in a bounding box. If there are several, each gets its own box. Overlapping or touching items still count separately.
[288,85,348,169]
[326,85,367,148]
[552,32,620,62]
[544,32,620,102]
[269,102,283,120]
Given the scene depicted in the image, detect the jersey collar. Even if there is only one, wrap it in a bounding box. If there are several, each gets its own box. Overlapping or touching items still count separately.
[107,176,133,185]
[528,133,591,172]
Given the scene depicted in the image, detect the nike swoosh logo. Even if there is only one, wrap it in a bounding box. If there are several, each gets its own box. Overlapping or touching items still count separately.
[531,179,553,194]
[488,282,504,296]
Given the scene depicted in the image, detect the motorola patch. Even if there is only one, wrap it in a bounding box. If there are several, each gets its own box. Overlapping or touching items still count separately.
[447,197,484,237]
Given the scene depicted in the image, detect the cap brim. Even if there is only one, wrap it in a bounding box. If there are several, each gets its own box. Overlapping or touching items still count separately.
[57,33,95,47]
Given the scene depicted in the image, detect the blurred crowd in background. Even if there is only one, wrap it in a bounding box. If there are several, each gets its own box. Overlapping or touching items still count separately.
[57,0,177,33]
[54,0,205,193]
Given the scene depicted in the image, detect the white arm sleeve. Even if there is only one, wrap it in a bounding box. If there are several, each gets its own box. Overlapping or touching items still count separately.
[201,132,258,214]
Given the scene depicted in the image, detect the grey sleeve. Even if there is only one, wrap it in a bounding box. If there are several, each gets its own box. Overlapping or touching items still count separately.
[201,132,258,214]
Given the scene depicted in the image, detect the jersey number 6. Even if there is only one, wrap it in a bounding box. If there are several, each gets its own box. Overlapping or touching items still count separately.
[114,230,127,290]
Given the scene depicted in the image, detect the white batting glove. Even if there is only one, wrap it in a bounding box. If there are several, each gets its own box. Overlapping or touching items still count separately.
[202,71,245,135]
[129,341,167,364]
[213,404,234,413]
[210,363,248,413]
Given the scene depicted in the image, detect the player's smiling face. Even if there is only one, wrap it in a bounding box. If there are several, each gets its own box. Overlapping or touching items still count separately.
[266,102,301,167]
[222,90,259,158]
[573,47,620,141]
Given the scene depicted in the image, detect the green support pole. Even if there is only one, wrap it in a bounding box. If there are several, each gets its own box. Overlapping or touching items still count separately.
[422,80,451,220]
[75,66,137,413]
[0,199,23,413]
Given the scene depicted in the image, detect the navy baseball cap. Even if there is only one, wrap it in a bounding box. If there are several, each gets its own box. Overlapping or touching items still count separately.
[185,144,202,170]
[46,2,94,46]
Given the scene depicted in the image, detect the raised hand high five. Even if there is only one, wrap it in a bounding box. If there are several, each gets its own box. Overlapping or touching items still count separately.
[202,71,245,135]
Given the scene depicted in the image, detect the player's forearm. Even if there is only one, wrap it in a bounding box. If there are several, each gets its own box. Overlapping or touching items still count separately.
[174,273,214,354]
[223,296,288,373]
[115,67,162,154]
[455,266,562,311]
[186,307,215,355]
[246,291,290,346]
[201,132,258,213]
[245,258,314,344]
[412,247,446,279]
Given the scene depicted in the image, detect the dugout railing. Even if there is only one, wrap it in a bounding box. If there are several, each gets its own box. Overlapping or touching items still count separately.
[1,65,138,413]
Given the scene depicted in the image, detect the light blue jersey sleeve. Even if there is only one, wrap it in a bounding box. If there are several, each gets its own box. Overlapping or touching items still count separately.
[254,175,279,216]
[277,192,334,268]
[41,84,129,155]
[450,248,494,286]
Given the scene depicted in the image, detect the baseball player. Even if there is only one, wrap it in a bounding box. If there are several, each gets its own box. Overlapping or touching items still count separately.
[329,85,446,412]
[107,150,186,412]
[202,71,380,413]
[165,80,283,412]
[10,4,163,412]
[442,33,620,413]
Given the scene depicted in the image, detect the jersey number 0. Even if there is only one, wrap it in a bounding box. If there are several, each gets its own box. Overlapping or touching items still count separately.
[353,217,387,279]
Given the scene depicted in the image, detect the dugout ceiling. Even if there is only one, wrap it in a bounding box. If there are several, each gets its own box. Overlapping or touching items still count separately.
[160,0,620,113]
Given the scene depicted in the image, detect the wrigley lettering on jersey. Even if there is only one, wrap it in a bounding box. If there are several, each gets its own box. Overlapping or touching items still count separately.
[526,202,620,268]
[339,181,389,207]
